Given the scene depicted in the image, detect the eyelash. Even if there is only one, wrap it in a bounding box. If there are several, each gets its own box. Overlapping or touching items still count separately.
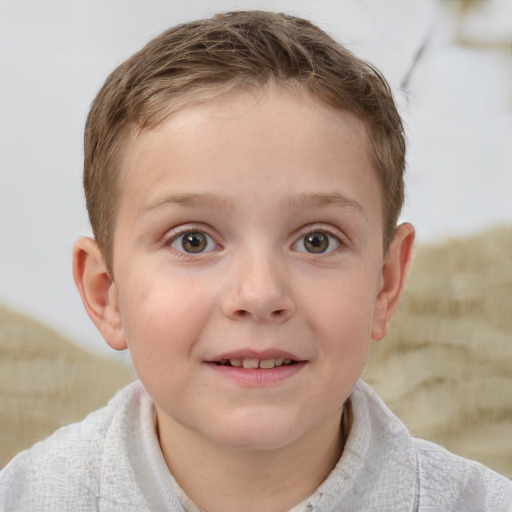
[293,226,345,255]
[164,225,220,256]
[164,224,345,257]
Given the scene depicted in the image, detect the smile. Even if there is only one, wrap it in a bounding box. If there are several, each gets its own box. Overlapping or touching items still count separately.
[215,358,296,369]
[206,350,306,386]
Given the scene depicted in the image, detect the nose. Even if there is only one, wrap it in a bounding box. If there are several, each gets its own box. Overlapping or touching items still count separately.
[221,251,296,323]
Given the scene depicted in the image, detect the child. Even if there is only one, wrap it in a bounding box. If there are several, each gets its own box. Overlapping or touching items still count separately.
[1,10,510,512]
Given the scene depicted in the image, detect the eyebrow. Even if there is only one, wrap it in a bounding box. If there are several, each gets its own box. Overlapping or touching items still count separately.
[286,192,367,220]
[141,192,237,214]
[141,191,367,220]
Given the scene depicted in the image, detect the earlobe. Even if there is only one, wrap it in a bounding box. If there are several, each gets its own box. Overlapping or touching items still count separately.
[371,223,415,341]
[72,237,127,351]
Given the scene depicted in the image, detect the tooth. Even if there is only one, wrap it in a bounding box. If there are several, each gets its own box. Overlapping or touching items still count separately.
[259,358,275,369]
[275,358,284,366]
[230,359,243,367]
[242,359,259,369]
[283,359,292,365]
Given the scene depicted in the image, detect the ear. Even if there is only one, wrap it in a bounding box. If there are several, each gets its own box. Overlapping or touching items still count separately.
[371,223,415,341]
[72,237,127,351]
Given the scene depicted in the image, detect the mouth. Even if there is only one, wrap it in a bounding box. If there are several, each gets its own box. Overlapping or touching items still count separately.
[206,351,305,385]
[213,357,298,370]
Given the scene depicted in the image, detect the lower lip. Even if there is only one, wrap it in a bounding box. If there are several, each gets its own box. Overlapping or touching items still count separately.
[205,361,306,387]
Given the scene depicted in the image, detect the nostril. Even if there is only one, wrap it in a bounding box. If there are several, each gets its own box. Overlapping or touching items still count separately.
[232,308,286,319]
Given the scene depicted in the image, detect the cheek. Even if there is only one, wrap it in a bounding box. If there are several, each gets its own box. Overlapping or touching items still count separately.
[118,275,217,364]
[305,270,378,386]
[307,270,379,340]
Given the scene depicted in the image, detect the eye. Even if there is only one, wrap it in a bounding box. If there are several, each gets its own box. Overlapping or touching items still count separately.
[170,231,217,254]
[294,231,341,254]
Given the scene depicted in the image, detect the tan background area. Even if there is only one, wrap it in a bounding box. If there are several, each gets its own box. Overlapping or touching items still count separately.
[1,227,511,476]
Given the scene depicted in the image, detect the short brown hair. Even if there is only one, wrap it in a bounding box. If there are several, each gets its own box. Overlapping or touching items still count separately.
[84,10,405,273]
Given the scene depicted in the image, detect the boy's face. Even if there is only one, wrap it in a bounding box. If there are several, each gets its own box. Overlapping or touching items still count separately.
[102,87,401,451]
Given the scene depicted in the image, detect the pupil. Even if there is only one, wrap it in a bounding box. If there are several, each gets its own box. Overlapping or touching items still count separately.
[305,232,329,253]
[182,232,207,253]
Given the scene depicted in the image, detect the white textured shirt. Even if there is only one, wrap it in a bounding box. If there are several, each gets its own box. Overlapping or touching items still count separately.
[1,380,511,511]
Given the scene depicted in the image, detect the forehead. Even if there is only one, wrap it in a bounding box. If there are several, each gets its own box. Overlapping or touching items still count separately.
[116,86,380,221]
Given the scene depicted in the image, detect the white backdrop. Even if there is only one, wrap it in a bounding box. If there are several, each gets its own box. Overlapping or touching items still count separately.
[1,0,511,359]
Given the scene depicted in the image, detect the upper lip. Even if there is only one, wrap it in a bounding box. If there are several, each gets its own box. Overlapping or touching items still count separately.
[207,349,304,362]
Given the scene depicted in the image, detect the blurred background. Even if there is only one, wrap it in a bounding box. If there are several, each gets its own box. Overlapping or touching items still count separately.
[0,0,511,474]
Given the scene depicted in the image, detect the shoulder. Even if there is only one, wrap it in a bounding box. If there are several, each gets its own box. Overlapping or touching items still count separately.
[413,437,512,512]
[348,381,512,511]
[0,380,143,510]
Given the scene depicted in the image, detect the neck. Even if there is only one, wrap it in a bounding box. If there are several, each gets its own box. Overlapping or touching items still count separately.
[156,405,349,512]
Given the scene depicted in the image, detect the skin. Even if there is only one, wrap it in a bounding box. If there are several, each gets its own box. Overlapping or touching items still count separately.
[74,86,414,512]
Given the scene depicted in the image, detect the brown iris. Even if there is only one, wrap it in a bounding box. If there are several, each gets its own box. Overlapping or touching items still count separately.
[181,232,208,253]
[304,232,330,253]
